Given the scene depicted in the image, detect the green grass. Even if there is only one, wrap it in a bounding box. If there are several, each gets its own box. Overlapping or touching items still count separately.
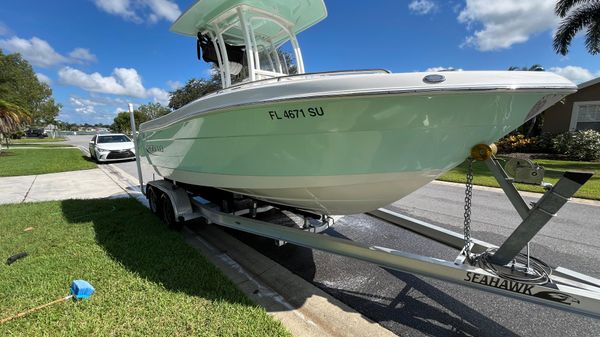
[438,158,600,200]
[10,137,66,143]
[0,199,291,336]
[5,144,73,148]
[0,148,96,176]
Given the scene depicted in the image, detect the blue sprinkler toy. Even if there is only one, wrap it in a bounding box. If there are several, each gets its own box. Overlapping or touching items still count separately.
[0,280,95,324]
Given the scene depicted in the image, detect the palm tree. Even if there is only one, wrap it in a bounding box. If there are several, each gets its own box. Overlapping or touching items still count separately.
[507,64,545,71]
[553,0,600,55]
[0,99,31,153]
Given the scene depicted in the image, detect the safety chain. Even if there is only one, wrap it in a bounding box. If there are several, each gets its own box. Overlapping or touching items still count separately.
[463,158,474,256]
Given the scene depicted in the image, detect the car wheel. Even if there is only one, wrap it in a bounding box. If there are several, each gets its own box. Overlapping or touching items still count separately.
[147,187,161,216]
[160,194,183,231]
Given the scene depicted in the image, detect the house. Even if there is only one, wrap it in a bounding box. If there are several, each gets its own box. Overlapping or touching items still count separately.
[542,76,600,133]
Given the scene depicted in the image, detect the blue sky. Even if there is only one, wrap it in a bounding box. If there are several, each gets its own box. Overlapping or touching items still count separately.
[0,0,598,124]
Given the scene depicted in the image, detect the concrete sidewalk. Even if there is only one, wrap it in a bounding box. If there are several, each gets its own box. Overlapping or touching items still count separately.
[0,168,126,204]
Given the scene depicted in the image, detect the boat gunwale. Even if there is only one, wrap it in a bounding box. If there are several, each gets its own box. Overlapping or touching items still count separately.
[139,86,576,133]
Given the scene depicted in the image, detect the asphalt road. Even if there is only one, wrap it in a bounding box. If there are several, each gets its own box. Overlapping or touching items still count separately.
[66,135,600,336]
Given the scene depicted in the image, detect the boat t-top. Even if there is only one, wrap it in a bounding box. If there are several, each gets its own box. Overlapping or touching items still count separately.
[138,0,576,215]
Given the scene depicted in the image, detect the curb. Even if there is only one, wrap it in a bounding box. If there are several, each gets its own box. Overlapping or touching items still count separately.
[432,180,600,207]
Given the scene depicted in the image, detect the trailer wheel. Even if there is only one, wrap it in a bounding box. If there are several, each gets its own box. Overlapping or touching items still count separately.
[160,194,183,231]
[147,186,161,216]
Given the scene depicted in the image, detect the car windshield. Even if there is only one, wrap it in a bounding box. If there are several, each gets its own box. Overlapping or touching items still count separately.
[97,135,130,143]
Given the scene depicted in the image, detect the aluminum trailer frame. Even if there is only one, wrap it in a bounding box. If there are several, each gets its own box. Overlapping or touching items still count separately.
[142,160,600,319]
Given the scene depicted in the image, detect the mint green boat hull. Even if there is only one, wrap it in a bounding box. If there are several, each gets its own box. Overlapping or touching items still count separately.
[139,90,557,214]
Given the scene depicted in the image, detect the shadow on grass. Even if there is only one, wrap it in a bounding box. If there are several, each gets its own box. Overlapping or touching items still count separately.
[0,151,16,157]
[80,155,96,163]
[60,198,252,305]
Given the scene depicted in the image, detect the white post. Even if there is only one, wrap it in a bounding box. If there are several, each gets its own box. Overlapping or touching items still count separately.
[128,103,145,194]
[237,7,256,81]
[248,24,262,77]
[215,30,232,87]
[207,31,226,88]
[290,33,305,74]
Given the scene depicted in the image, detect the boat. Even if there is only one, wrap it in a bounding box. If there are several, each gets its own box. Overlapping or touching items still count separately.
[138,0,577,215]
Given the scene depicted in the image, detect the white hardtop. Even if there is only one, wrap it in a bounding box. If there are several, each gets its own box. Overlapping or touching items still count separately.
[170,0,327,88]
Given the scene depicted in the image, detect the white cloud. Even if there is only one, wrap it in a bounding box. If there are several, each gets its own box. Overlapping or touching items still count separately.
[58,66,170,104]
[457,0,558,51]
[147,87,170,105]
[94,0,140,22]
[0,36,68,67]
[61,95,138,124]
[94,0,181,23]
[409,0,438,15]
[146,0,181,22]
[69,48,97,63]
[166,80,182,90]
[0,35,97,67]
[549,66,600,84]
[36,73,52,85]
[425,66,463,72]
[70,97,98,114]
[58,67,145,97]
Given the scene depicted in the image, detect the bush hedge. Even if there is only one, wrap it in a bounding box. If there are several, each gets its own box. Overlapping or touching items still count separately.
[552,130,600,161]
[495,130,600,161]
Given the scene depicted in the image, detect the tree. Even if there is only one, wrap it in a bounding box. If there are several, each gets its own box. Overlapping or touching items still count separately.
[0,99,31,152]
[169,50,297,109]
[137,102,171,120]
[0,50,62,124]
[553,0,600,55]
[110,102,170,133]
[111,111,148,134]
[507,64,545,71]
[168,78,220,110]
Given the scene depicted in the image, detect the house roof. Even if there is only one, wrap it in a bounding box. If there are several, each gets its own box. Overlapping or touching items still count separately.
[578,76,600,90]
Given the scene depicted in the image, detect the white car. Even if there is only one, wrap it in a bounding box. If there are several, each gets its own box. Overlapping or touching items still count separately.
[89,133,136,162]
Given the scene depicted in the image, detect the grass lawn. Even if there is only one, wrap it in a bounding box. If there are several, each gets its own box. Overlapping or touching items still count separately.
[0,199,290,336]
[438,158,600,200]
[10,137,66,143]
[0,148,95,176]
[4,144,73,148]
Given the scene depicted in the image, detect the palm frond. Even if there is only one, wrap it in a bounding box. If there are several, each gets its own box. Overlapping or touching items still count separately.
[555,0,594,17]
[0,99,31,134]
[553,5,596,55]
[585,11,600,54]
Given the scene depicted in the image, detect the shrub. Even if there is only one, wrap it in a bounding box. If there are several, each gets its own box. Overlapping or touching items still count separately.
[552,130,600,161]
[534,133,557,153]
[496,134,538,153]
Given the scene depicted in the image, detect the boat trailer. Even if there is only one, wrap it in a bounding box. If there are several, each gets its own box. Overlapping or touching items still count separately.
[129,109,599,319]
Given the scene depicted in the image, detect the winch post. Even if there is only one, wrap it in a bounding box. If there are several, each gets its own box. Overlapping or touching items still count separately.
[484,157,530,219]
[490,171,592,265]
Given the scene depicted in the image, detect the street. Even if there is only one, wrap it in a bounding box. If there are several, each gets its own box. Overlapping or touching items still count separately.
[67,135,600,336]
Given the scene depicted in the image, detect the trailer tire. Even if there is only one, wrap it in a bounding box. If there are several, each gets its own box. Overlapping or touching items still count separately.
[160,194,183,231]
[147,186,161,216]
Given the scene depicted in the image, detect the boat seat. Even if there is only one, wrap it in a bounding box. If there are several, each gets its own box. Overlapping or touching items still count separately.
[197,33,245,66]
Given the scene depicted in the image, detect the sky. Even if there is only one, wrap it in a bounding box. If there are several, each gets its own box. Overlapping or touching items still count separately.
[0,0,598,125]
